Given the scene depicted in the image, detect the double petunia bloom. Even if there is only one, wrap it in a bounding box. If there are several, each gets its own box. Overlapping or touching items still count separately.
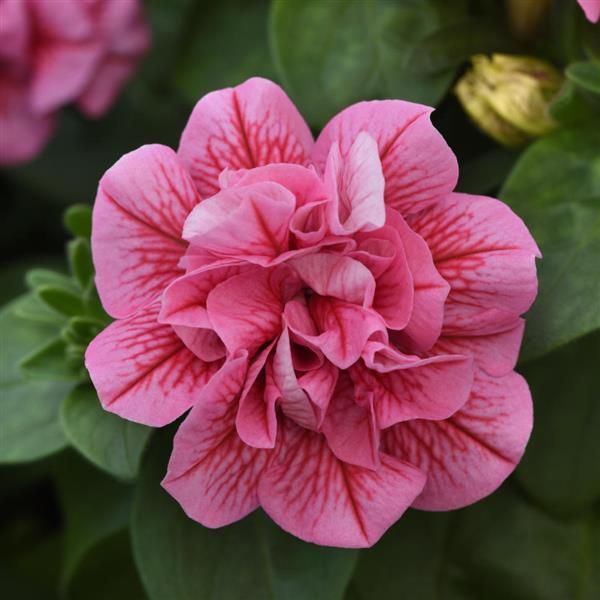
[0,0,149,164]
[86,78,539,548]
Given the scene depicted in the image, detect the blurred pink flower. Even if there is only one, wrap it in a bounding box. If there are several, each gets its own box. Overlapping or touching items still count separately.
[86,78,540,548]
[578,0,600,22]
[0,0,150,165]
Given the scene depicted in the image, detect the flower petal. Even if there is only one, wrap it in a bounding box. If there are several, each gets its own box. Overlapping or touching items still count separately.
[236,341,279,449]
[183,182,296,263]
[432,320,525,377]
[324,132,385,234]
[386,209,449,351]
[578,0,600,23]
[206,267,295,355]
[352,343,473,428]
[312,100,458,215]
[289,253,376,306]
[92,145,199,319]
[162,353,270,527]
[407,193,540,335]
[259,420,426,548]
[384,370,533,510]
[172,325,226,362]
[85,304,219,426]
[178,77,314,199]
[321,374,380,470]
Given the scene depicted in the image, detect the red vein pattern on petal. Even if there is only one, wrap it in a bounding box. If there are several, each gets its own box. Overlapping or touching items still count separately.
[312,100,458,216]
[85,303,219,427]
[352,345,473,428]
[163,353,270,527]
[178,77,314,199]
[408,193,540,334]
[383,370,533,511]
[92,145,199,319]
[259,420,426,548]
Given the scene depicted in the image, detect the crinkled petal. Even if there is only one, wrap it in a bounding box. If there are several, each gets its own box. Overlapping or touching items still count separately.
[183,182,295,263]
[172,325,226,362]
[387,209,449,351]
[312,100,458,215]
[85,304,219,426]
[28,0,93,40]
[92,145,198,319]
[163,353,270,527]
[353,342,473,427]
[324,132,385,234]
[178,77,314,198]
[384,370,533,510]
[322,374,380,470]
[258,420,426,548]
[408,193,540,335]
[432,320,525,377]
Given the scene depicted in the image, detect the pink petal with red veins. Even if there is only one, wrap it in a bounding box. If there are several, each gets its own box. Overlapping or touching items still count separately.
[172,325,226,362]
[324,132,385,234]
[290,200,329,246]
[0,78,55,165]
[0,0,29,65]
[236,342,279,448]
[352,226,414,330]
[408,193,540,334]
[352,342,473,428]
[29,0,93,40]
[258,420,426,548]
[322,374,380,470]
[312,100,458,216]
[178,77,314,199]
[76,57,136,118]
[289,254,376,306]
[270,327,319,430]
[182,182,295,263]
[163,353,270,527]
[384,369,533,511]
[159,262,247,328]
[578,0,600,22]
[298,360,339,424]
[221,163,328,208]
[85,304,219,426]
[432,319,525,377]
[294,296,386,369]
[386,209,449,351]
[207,267,297,355]
[92,145,198,319]
[31,41,103,114]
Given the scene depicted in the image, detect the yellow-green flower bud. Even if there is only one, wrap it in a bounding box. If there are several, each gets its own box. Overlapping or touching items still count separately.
[454,54,563,147]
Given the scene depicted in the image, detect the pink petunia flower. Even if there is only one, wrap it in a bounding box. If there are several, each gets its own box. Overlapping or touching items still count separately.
[578,0,600,22]
[85,78,540,548]
[0,0,150,165]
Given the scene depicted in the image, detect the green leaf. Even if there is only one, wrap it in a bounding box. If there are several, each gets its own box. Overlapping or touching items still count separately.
[175,0,275,104]
[516,332,600,516]
[352,485,599,600]
[500,126,600,360]
[67,238,94,289]
[26,268,77,294]
[12,292,67,325]
[0,296,71,463]
[61,384,152,480]
[54,452,134,591]
[407,18,518,73]
[67,531,148,600]
[37,285,84,317]
[20,337,81,381]
[270,0,466,127]
[550,80,600,126]
[63,204,92,239]
[132,432,357,600]
[566,61,600,95]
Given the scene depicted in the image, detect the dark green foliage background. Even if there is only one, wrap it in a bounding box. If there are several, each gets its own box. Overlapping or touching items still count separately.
[1,1,599,598]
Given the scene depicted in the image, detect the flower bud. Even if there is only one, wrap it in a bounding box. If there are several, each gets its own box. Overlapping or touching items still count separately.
[454,54,563,147]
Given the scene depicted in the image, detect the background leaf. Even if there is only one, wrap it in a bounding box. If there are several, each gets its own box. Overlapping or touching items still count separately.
[60,384,152,480]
